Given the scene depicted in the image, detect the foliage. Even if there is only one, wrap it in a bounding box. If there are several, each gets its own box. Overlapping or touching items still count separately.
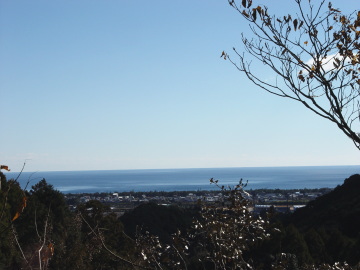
[191,178,269,269]
[291,174,360,238]
[135,179,271,270]
[75,200,137,269]
[135,229,190,269]
[121,202,197,243]
[2,168,360,269]
[250,175,360,268]
[0,171,25,269]
[134,176,360,269]
[0,172,138,269]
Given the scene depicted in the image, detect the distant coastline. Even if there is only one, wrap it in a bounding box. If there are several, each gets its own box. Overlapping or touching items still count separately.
[5,165,360,194]
[8,164,360,174]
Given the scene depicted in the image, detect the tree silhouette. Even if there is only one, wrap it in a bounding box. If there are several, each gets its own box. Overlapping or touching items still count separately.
[223,0,360,149]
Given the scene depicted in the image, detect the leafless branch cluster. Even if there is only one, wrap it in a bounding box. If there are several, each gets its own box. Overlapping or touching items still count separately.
[135,179,270,270]
[191,178,269,269]
[223,0,360,149]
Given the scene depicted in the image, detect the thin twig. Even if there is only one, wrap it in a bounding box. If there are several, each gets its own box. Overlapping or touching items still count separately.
[79,212,150,269]
[11,224,30,267]
[38,206,51,270]
[172,244,188,270]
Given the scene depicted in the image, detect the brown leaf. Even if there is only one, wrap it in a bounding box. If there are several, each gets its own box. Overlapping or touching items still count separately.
[252,8,257,21]
[256,5,262,15]
[12,212,20,222]
[293,19,298,31]
[242,0,246,8]
[11,197,27,222]
[298,20,304,29]
[22,197,27,208]
[0,165,10,171]
[48,243,54,256]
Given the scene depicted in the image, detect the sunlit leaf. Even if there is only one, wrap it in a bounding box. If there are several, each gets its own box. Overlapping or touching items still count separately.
[256,6,262,15]
[48,243,54,256]
[11,197,27,222]
[12,212,20,222]
[0,165,10,171]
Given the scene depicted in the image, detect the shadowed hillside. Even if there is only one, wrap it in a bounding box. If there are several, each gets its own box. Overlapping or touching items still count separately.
[291,174,360,238]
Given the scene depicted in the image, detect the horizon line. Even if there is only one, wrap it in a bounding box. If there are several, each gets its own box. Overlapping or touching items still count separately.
[5,164,360,174]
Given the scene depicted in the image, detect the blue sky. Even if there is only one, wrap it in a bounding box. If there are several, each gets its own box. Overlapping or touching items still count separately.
[1,0,359,172]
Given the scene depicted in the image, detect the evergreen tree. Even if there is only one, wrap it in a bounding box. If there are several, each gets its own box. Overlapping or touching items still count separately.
[281,224,312,265]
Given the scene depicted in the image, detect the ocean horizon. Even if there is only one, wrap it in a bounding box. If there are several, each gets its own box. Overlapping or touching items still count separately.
[5,165,360,193]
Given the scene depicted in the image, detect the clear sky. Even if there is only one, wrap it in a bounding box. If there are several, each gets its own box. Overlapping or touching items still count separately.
[1,0,359,172]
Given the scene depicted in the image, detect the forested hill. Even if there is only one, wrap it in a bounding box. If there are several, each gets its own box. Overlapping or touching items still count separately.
[2,170,360,268]
[247,174,360,267]
[290,174,360,237]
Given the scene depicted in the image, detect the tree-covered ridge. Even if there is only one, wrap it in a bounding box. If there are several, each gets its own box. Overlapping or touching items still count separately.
[2,170,360,269]
[250,174,360,268]
[0,172,137,269]
[291,174,360,237]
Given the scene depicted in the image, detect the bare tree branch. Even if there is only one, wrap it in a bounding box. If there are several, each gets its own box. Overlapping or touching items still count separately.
[225,0,360,150]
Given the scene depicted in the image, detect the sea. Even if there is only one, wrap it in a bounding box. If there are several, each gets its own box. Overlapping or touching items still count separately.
[5,165,360,194]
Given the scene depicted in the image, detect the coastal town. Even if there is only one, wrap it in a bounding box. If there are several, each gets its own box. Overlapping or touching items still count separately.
[65,187,332,216]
